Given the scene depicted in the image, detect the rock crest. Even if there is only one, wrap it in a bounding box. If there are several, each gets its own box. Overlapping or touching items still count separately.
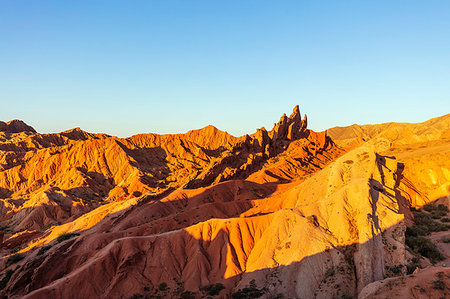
[0,120,36,133]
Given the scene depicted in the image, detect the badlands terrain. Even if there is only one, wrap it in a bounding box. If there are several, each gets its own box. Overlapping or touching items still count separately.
[0,106,449,298]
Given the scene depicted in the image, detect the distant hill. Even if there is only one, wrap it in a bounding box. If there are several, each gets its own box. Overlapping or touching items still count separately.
[327,113,450,147]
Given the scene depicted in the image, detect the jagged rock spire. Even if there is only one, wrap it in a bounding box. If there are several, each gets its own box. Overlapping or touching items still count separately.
[269,105,307,142]
[238,105,309,158]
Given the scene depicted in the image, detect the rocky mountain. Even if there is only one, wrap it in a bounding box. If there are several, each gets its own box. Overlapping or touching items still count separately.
[0,106,448,298]
[0,120,36,135]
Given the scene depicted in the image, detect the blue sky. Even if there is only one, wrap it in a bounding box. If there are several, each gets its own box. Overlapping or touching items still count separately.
[1,1,449,137]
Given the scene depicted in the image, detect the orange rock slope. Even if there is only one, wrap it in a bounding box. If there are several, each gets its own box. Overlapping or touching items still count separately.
[328,114,450,205]
[0,106,448,299]
[0,106,339,232]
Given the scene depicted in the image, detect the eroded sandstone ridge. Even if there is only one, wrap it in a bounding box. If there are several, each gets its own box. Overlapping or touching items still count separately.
[0,106,338,232]
[0,106,448,298]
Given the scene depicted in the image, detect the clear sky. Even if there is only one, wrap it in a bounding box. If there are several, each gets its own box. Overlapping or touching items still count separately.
[1,1,449,137]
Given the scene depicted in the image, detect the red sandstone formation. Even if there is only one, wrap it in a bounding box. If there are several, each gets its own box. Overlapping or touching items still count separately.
[0,106,448,298]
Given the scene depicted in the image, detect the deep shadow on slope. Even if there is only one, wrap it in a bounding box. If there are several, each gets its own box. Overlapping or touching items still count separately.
[115,142,171,188]
[2,147,421,298]
[0,142,427,298]
[185,130,343,189]
[1,167,415,299]
[9,220,409,299]
[0,180,280,291]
